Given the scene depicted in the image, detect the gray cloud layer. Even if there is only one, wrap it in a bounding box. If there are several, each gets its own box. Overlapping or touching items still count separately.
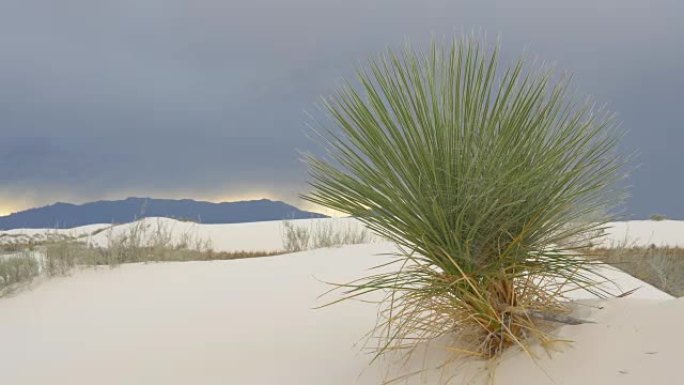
[1,0,682,217]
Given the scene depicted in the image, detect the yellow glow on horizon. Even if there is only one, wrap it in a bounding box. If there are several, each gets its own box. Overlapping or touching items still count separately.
[209,191,347,218]
[298,202,347,218]
[0,199,30,217]
[210,191,280,203]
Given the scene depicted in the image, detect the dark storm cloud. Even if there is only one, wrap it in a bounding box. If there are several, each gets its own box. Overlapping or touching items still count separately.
[0,0,682,216]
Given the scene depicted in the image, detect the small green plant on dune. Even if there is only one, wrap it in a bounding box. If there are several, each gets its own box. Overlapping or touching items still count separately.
[304,36,626,366]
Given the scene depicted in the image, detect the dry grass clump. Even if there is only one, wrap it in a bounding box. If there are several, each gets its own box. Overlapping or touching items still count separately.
[304,36,625,369]
[282,219,372,253]
[589,246,684,297]
[43,240,84,276]
[0,252,40,294]
[89,219,213,265]
[43,240,281,269]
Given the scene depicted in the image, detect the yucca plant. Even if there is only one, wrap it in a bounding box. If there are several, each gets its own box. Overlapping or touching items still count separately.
[304,37,626,363]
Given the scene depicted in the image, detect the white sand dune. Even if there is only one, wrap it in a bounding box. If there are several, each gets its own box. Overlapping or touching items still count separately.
[2,216,680,251]
[0,244,389,385]
[599,220,684,248]
[0,217,367,253]
[0,228,679,385]
[84,217,370,252]
[0,218,681,384]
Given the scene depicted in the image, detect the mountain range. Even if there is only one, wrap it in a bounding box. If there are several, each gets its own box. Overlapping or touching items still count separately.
[0,197,327,230]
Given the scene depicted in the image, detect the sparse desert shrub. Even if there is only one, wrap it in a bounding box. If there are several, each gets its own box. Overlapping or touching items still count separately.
[649,214,667,221]
[1,219,280,297]
[282,221,311,252]
[0,252,40,293]
[304,36,626,364]
[311,220,371,248]
[92,219,215,264]
[590,246,684,297]
[281,219,372,252]
[43,240,85,276]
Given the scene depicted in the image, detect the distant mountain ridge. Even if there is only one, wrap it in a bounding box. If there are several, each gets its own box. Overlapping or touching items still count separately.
[0,197,327,230]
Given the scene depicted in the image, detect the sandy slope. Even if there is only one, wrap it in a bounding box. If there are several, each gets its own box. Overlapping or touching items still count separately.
[0,244,388,385]
[0,240,677,385]
[489,297,684,385]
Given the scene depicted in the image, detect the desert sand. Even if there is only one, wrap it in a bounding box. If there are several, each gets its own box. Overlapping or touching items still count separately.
[0,218,681,384]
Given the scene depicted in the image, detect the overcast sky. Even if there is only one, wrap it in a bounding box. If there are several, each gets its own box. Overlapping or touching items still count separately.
[0,0,682,217]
